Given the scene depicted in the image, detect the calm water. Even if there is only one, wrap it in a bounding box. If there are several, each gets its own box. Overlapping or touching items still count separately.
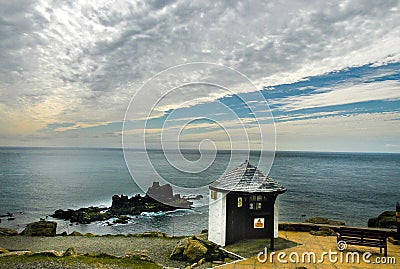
[0,147,399,235]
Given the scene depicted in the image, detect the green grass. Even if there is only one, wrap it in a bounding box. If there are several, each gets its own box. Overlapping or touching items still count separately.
[0,253,162,269]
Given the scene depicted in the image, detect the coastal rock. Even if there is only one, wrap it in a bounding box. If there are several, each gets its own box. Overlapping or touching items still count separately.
[63,247,77,257]
[170,234,230,263]
[310,227,336,236]
[305,217,345,226]
[0,227,18,236]
[183,239,208,262]
[368,211,396,229]
[69,231,82,236]
[21,221,57,236]
[52,182,193,225]
[170,238,190,260]
[34,250,63,257]
[0,247,9,254]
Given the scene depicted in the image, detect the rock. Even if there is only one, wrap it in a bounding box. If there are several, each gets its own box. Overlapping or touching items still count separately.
[198,257,205,265]
[63,247,77,257]
[305,217,345,226]
[52,183,194,225]
[183,239,208,262]
[0,251,32,256]
[170,238,190,260]
[0,227,18,236]
[21,221,57,236]
[34,250,63,257]
[113,215,130,224]
[201,229,208,234]
[310,227,336,236]
[84,233,95,237]
[59,231,68,236]
[69,231,82,236]
[368,211,396,229]
[0,247,9,254]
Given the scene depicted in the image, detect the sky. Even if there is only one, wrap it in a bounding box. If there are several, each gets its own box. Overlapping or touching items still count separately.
[0,0,399,152]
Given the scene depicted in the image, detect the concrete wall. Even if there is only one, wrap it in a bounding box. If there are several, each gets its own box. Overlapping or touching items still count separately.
[208,190,227,246]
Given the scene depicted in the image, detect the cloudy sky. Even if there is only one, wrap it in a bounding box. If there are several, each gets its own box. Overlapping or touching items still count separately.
[0,0,399,152]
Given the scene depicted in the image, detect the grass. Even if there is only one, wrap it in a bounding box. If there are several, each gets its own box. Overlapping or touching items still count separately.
[0,253,162,269]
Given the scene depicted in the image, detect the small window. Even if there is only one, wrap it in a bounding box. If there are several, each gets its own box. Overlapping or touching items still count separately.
[249,202,254,210]
[257,195,263,202]
[211,190,217,200]
[256,202,262,210]
[237,197,243,207]
[250,195,257,202]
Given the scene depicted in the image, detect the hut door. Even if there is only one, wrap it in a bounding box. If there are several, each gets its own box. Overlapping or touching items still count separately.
[226,194,245,244]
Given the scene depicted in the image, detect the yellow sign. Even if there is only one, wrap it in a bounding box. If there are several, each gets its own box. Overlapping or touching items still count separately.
[238,197,243,207]
[254,218,265,229]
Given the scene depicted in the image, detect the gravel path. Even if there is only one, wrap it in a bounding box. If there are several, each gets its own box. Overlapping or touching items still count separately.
[0,235,194,268]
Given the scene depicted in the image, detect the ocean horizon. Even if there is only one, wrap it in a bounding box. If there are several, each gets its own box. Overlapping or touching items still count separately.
[0,147,399,236]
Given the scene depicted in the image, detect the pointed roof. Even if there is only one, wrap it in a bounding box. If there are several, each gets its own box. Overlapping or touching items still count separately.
[209,160,286,193]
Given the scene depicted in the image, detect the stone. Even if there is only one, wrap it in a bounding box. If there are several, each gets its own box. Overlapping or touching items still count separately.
[0,227,18,236]
[0,247,9,254]
[69,231,82,236]
[310,227,336,236]
[35,250,63,257]
[183,239,208,262]
[197,258,205,265]
[63,247,77,257]
[170,238,190,260]
[305,217,345,226]
[21,221,57,236]
[368,211,396,229]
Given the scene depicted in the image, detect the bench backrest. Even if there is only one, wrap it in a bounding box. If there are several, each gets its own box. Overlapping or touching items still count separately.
[339,227,388,240]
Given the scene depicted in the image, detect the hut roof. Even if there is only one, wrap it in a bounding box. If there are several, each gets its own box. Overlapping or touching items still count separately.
[209,160,286,193]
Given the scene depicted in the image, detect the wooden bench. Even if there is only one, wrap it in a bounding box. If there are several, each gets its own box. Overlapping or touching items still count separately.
[336,227,388,256]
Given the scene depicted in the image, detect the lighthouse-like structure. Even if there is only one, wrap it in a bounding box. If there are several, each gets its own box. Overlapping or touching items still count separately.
[208,161,286,248]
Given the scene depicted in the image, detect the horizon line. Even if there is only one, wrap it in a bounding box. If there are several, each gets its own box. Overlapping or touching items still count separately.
[0,145,399,154]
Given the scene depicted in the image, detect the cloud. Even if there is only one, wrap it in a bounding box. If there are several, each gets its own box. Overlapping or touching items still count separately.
[272,80,400,111]
[0,0,400,147]
[275,111,400,152]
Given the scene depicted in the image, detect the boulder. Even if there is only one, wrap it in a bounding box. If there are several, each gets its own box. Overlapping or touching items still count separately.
[21,221,57,236]
[63,247,77,257]
[368,211,396,229]
[170,238,190,260]
[305,217,345,226]
[183,239,208,262]
[0,227,18,236]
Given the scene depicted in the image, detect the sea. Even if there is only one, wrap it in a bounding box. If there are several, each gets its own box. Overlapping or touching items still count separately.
[0,147,399,236]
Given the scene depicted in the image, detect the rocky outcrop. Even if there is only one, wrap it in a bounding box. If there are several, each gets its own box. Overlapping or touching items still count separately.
[52,182,193,224]
[0,227,18,236]
[170,233,235,263]
[368,211,396,229]
[21,221,57,236]
[305,217,345,226]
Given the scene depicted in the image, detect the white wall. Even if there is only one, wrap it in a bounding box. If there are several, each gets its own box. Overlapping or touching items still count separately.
[208,190,227,246]
[274,196,279,238]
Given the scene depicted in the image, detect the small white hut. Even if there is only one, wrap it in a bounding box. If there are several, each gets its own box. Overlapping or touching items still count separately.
[208,161,286,247]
